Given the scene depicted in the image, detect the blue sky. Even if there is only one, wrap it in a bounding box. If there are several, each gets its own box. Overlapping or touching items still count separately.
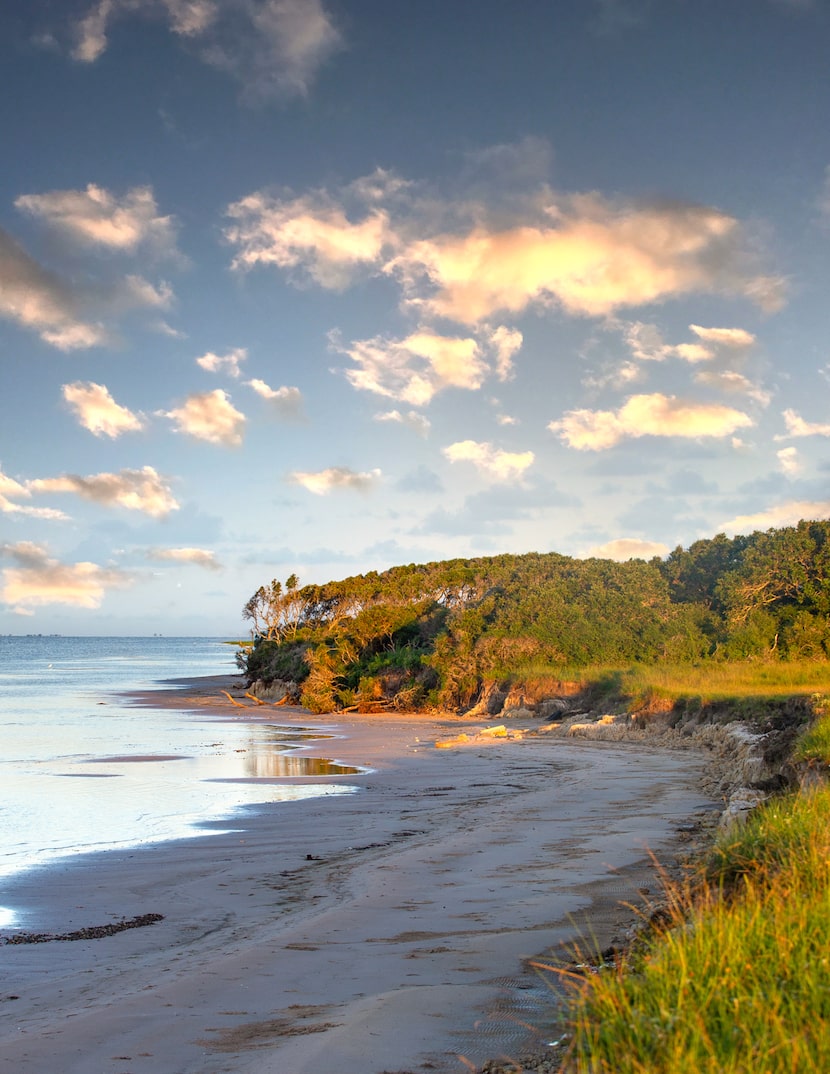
[1,0,829,635]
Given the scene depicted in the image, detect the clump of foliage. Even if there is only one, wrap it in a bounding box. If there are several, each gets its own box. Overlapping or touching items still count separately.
[244,638,309,686]
[561,786,830,1073]
[238,519,830,713]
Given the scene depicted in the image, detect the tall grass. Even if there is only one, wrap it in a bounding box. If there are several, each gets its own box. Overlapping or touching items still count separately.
[515,659,830,706]
[560,787,830,1073]
[624,660,830,702]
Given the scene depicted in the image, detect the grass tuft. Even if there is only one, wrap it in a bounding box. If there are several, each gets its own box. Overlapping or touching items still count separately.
[561,787,830,1073]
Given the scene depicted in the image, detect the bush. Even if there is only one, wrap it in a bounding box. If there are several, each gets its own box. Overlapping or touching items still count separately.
[244,638,309,685]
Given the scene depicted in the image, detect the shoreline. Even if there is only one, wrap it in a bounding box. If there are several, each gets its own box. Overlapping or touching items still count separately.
[0,676,718,1074]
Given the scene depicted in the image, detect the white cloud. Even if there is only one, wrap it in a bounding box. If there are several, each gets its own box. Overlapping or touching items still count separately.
[226,0,342,98]
[487,325,523,380]
[62,381,145,438]
[163,389,246,446]
[387,196,785,324]
[225,169,783,338]
[0,467,69,520]
[374,409,431,436]
[583,358,643,391]
[778,408,830,438]
[72,0,114,62]
[29,466,178,517]
[196,347,247,377]
[42,323,109,350]
[621,320,674,362]
[693,370,772,405]
[288,466,382,494]
[117,274,174,310]
[337,329,493,406]
[585,538,670,561]
[347,167,414,204]
[777,446,802,476]
[155,319,187,339]
[226,190,391,288]
[496,413,519,426]
[0,496,69,521]
[71,0,339,99]
[246,379,304,419]
[0,227,175,349]
[0,228,108,349]
[15,184,179,257]
[443,440,535,482]
[549,392,754,450]
[689,324,756,349]
[719,501,830,534]
[619,320,756,367]
[164,0,218,35]
[0,541,133,610]
[0,468,31,500]
[146,546,222,570]
[673,342,714,363]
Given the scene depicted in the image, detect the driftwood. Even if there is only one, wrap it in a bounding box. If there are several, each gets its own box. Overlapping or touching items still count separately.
[221,690,247,708]
[244,692,266,705]
[341,700,394,714]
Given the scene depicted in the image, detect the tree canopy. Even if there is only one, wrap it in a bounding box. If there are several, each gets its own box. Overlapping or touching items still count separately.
[240,520,830,713]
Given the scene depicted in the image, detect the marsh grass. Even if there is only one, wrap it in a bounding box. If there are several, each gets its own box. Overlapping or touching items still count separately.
[560,787,830,1073]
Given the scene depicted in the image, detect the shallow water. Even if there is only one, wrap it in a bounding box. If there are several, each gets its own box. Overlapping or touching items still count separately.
[0,637,359,899]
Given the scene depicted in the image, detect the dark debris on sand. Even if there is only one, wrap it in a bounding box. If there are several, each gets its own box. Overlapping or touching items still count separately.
[2,912,164,945]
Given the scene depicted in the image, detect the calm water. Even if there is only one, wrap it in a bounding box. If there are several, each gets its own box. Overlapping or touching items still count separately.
[0,637,358,918]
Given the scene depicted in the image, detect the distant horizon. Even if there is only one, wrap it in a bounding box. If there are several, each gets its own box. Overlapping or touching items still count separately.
[0,633,238,639]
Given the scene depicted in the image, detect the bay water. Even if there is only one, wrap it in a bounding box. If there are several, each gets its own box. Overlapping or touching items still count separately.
[0,636,357,925]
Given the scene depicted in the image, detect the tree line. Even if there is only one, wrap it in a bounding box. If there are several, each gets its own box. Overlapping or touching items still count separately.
[239,519,830,713]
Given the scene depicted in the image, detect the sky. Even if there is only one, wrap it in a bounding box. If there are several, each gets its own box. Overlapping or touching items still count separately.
[1,0,830,635]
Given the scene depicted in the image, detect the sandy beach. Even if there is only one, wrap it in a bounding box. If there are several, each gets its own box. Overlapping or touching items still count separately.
[0,678,717,1074]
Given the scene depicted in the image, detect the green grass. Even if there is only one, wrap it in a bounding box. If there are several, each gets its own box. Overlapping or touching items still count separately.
[514,659,830,707]
[560,787,830,1073]
[624,661,830,702]
[791,697,830,766]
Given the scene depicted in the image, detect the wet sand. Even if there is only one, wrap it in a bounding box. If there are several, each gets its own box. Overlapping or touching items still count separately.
[0,678,717,1073]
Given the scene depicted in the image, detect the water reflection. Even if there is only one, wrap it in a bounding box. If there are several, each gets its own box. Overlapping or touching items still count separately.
[242,723,362,777]
[243,753,361,777]
[258,724,335,741]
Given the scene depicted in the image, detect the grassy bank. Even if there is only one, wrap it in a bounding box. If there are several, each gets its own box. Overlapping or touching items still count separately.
[514,659,830,709]
[557,703,830,1073]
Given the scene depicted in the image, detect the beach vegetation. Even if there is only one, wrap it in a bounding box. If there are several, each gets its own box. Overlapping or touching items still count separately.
[558,785,830,1073]
[239,519,830,713]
